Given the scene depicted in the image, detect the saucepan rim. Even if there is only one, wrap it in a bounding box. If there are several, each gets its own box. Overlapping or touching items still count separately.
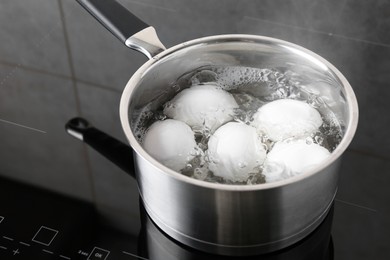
[119,34,359,191]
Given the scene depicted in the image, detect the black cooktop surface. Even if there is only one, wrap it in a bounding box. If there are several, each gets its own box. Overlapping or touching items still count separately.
[0,172,388,260]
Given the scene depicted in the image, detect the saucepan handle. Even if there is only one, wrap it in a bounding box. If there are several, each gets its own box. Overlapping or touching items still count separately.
[76,0,166,59]
[65,117,135,178]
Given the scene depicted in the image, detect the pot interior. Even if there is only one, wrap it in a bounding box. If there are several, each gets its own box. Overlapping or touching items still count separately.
[121,35,358,180]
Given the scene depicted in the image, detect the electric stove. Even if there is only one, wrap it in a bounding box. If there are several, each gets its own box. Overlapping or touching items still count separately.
[0,175,336,260]
[0,168,386,260]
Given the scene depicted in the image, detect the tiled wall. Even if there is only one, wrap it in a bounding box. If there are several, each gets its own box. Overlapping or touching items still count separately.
[1,0,390,256]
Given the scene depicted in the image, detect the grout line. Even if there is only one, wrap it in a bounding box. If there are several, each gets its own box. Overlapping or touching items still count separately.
[244,15,390,48]
[329,33,390,48]
[0,19,62,88]
[335,199,377,213]
[0,62,23,88]
[57,0,98,203]
[75,79,123,93]
[0,59,122,94]
[57,0,82,114]
[0,118,47,134]
[326,0,390,48]
[0,59,70,81]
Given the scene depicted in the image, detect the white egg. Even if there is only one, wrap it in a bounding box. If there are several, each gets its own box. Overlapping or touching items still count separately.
[163,84,238,133]
[143,119,197,172]
[252,99,323,141]
[263,139,330,183]
[207,122,267,182]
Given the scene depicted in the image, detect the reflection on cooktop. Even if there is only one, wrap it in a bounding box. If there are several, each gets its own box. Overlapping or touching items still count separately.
[0,176,334,260]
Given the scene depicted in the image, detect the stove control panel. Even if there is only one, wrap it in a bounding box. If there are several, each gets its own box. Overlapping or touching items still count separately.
[0,178,144,260]
[0,211,146,259]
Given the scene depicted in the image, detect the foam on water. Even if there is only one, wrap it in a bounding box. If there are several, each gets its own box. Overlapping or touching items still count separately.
[133,66,344,185]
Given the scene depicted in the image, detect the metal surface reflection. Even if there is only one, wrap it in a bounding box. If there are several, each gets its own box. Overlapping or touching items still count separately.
[137,201,334,260]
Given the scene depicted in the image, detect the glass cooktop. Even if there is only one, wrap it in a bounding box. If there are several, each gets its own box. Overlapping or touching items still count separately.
[0,172,386,260]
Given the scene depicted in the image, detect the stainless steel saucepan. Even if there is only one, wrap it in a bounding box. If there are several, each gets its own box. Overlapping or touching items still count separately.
[66,0,358,256]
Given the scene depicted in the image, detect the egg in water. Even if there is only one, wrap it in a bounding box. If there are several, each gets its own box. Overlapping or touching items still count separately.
[252,99,323,141]
[207,122,267,182]
[143,119,197,172]
[262,139,330,183]
[163,84,239,133]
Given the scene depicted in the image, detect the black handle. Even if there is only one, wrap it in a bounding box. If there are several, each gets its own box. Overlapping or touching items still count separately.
[65,117,135,178]
[76,0,149,44]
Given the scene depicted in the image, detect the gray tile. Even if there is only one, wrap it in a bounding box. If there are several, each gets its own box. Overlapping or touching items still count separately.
[61,0,147,91]
[321,37,390,157]
[240,0,348,35]
[77,82,139,214]
[237,16,333,57]
[0,0,71,76]
[77,83,125,142]
[0,64,93,201]
[124,0,242,44]
[239,0,305,29]
[147,0,242,44]
[292,0,349,33]
[130,0,180,9]
[62,0,246,91]
[333,0,390,45]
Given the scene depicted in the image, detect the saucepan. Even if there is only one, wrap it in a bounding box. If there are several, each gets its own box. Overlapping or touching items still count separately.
[66,0,358,256]
[137,201,334,259]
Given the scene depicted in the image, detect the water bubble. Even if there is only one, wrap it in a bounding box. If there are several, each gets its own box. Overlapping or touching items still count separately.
[190,70,218,85]
[172,84,181,92]
[314,135,324,145]
[193,167,209,181]
[155,113,167,121]
[163,102,176,110]
[238,162,248,168]
[305,137,313,145]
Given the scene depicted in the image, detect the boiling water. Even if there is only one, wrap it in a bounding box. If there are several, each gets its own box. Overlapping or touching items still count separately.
[134,66,344,185]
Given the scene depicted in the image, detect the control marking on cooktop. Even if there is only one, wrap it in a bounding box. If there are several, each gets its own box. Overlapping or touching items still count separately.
[32,226,58,246]
[122,251,149,260]
[2,236,14,241]
[0,216,4,224]
[87,247,110,260]
[42,249,54,254]
[12,249,20,255]
[19,241,31,247]
[0,246,7,250]
[59,255,71,259]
